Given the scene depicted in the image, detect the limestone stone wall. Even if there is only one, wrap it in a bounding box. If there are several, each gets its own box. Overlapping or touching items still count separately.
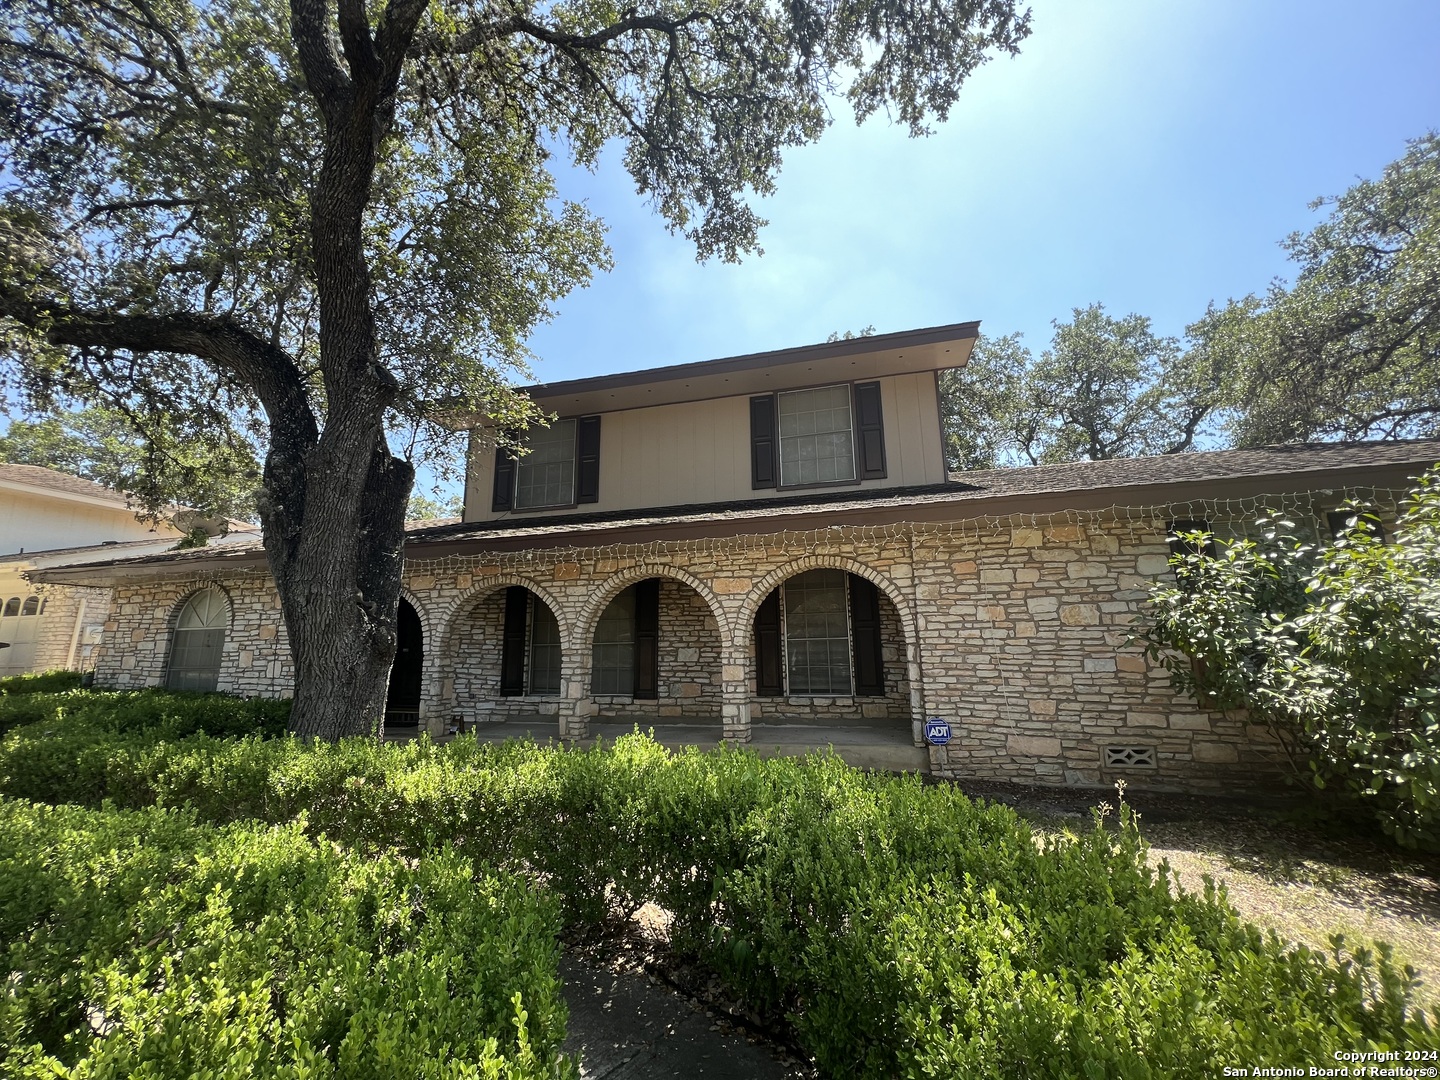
[93,574,292,695]
[88,513,1287,793]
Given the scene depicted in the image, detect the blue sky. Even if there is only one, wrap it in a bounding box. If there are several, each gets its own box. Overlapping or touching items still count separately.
[520,0,1440,382]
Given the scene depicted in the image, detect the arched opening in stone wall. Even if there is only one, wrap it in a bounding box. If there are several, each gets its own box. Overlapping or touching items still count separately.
[384,598,423,728]
[585,577,724,727]
[165,587,231,692]
[750,569,912,730]
[444,585,566,725]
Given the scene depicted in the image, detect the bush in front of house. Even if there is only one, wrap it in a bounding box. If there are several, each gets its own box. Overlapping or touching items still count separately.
[0,670,86,697]
[1141,466,1440,850]
[0,686,290,740]
[3,714,1435,1073]
[0,796,573,1079]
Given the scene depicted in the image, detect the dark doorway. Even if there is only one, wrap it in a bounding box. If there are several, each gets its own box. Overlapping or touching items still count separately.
[386,598,423,726]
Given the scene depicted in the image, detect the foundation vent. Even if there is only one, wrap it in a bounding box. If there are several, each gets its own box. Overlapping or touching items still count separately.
[1104,746,1157,770]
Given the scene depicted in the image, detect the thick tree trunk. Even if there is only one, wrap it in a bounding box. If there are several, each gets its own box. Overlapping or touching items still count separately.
[262,436,412,740]
[264,0,429,738]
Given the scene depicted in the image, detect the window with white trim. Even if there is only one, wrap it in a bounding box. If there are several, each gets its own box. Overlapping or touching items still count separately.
[166,587,230,692]
[514,419,577,509]
[777,385,856,487]
[782,569,853,695]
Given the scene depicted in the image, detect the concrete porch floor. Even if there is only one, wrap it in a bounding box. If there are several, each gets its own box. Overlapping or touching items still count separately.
[400,715,930,773]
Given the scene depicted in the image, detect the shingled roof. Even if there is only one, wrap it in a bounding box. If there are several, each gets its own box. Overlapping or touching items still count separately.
[0,463,133,505]
[28,439,1440,583]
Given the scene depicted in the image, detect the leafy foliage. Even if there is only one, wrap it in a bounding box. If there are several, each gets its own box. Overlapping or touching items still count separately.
[406,489,463,521]
[2,704,1435,1070]
[1141,468,1440,848]
[0,799,571,1077]
[0,670,85,697]
[0,407,260,519]
[1193,131,1440,444]
[0,687,289,739]
[941,305,1227,470]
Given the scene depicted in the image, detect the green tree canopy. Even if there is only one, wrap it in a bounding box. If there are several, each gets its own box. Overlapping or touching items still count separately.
[1197,132,1440,445]
[0,0,1031,736]
[942,305,1227,470]
[0,408,260,520]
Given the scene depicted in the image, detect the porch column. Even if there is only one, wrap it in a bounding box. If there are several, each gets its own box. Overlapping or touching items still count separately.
[558,653,592,741]
[420,672,448,738]
[720,646,752,743]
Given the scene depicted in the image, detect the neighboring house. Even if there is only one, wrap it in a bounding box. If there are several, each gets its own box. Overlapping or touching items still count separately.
[0,463,256,677]
[29,322,1440,791]
[0,463,191,677]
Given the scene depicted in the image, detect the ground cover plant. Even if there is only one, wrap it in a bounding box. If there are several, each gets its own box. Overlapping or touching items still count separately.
[3,691,1438,1076]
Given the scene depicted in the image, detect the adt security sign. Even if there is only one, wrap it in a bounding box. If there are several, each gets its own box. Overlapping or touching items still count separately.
[924,718,952,746]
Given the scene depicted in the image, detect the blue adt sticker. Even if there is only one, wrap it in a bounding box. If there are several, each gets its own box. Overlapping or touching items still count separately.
[924,719,952,746]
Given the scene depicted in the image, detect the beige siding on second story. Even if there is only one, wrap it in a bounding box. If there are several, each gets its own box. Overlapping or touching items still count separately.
[465,371,947,521]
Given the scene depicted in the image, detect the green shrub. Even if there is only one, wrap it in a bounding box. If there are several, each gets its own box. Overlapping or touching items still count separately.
[0,687,290,739]
[1141,468,1440,849]
[0,797,574,1078]
[2,713,1436,1073]
[0,670,86,697]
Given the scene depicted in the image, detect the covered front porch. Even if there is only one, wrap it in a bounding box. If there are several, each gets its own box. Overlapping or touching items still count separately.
[416,714,930,773]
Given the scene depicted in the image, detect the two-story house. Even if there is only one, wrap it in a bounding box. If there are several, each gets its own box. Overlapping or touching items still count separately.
[31,322,1440,790]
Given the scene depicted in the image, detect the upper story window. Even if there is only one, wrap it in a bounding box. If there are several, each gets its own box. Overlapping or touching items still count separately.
[777,385,856,487]
[492,416,601,513]
[515,419,577,510]
[751,381,886,491]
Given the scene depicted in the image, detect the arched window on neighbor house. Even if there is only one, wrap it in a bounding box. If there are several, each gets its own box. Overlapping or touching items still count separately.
[166,587,230,692]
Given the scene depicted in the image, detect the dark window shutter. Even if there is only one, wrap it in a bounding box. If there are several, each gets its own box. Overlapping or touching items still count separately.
[491,445,516,512]
[750,395,777,489]
[754,589,784,696]
[500,587,529,696]
[633,578,659,700]
[854,382,887,480]
[576,415,601,503]
[849,574,885,696]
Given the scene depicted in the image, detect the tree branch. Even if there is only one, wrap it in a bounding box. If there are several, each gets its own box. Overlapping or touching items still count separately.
[290,0,352,119]
[0,288,316,453]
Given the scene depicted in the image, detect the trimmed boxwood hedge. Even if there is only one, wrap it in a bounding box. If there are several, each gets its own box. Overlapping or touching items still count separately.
[0,798,572,1078]
[1,694,1437,1075]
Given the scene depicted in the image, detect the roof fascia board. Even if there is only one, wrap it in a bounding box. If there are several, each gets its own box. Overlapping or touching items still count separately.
[522,321,980,400]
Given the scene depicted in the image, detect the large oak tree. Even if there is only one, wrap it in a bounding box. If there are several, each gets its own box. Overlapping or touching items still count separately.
[1193,132,1440,445]
[0,0,1029,736]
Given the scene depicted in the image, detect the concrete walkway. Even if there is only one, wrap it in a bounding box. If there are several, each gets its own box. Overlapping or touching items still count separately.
[560,956,796,1079]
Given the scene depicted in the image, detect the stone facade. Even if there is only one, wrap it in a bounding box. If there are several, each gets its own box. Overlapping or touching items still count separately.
[89,510,1287,794]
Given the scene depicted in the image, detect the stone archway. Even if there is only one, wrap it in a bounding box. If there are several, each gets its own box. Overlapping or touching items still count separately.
[431,575,577,736]
[738,555,924,740]
[575,564,728,728]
